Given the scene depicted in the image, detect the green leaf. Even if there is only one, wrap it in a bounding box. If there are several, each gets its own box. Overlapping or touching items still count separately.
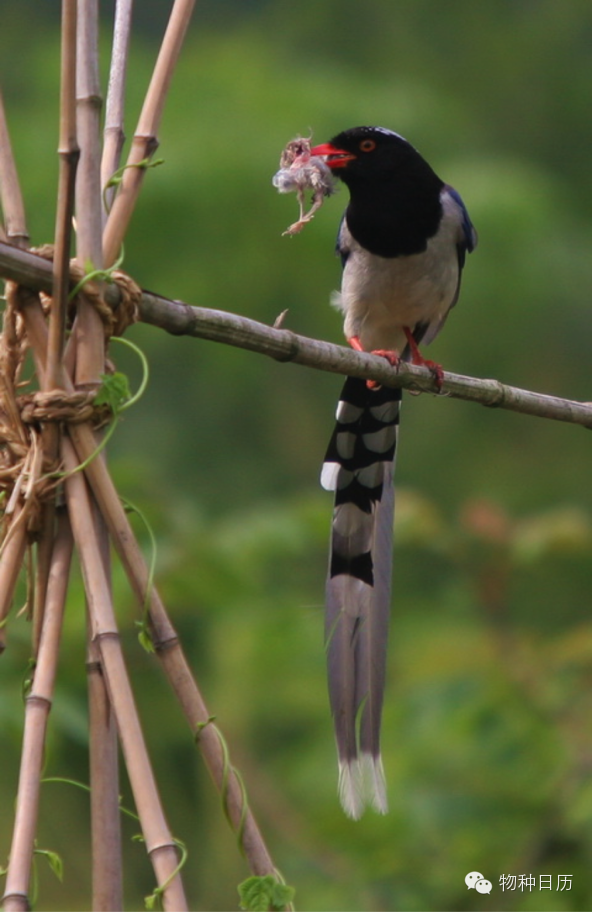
[238,875,295,911]
[35,848,64,882]
[136,622,156,654]
[94,371,132,413]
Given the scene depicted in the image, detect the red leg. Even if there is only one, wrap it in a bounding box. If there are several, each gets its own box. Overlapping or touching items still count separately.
[348,335,400,389]
[403,327,444,389]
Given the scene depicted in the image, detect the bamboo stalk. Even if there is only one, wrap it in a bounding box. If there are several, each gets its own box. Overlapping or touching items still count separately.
[61,435,188,911]
[137,293,592,431]
[87,529,123,912]
[34,0,80,657]
[75,0,106,388]
[74,7,127,907]
[47,0,79,390]
[0,90,29,248]
[0,282,36,650]
[2,510,73,911]
[68,417,278,874]
[87,636,123,912]
[102,0,196,266]
[101,0,134,218]
[0,511,27,652]
[19,293,278,876]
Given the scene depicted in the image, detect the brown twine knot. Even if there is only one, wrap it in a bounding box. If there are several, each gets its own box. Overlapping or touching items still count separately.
[18,389,110,427]
[31,244,141,339]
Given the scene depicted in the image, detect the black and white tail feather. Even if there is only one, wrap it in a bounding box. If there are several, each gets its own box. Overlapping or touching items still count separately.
[321,375,400,819]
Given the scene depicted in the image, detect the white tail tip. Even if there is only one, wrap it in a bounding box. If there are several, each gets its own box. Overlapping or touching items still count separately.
[361,752,388,815]
[338,760,364,820]
[338,754,388,819]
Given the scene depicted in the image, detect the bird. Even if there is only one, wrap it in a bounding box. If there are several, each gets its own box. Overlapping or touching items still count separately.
[309,126,477,819]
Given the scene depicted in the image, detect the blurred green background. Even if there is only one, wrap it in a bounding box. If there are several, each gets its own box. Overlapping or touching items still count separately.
[2,1,592,909]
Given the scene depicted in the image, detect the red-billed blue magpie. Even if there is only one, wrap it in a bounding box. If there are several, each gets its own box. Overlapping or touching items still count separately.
[310,126,477,819]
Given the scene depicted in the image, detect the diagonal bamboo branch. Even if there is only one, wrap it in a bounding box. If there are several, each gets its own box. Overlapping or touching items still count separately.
[102,0,196,266]
[101,0,134,219]
[139,293,592,430]
[1,241,591,430]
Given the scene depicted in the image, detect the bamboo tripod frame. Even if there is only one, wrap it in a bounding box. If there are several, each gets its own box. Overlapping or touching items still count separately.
[0,3,279,909]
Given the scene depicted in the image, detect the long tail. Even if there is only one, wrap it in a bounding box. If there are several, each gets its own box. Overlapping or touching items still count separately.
[321,375,400,819]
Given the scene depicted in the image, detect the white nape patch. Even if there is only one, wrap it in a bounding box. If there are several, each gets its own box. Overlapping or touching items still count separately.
[371,126,407,142]
[338,759,364,821]
[361,752,388,815]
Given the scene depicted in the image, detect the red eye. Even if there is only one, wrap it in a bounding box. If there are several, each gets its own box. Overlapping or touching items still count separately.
[359,139,376,152]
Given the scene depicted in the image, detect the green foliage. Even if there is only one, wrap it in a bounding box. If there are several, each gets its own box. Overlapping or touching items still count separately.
[238,874,295,911]
[94,371,132,413]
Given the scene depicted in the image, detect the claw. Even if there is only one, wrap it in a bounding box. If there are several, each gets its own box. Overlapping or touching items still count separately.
[348,336,400,389]
[403,327,444,390]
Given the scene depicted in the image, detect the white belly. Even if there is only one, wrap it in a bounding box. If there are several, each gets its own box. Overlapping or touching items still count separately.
[335,199,461,353]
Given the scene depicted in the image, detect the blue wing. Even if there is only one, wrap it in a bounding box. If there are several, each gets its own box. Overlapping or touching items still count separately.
[335,212,350,269]
[445,184,478,271]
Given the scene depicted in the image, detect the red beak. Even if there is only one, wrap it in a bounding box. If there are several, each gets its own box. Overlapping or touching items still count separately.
[310,142,356,169]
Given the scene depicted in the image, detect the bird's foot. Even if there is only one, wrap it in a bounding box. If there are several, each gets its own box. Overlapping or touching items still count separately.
[348,335,400,389]
[403,328,444,390]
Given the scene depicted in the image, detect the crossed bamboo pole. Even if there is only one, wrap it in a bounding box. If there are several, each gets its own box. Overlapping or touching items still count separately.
[0,2,278,910]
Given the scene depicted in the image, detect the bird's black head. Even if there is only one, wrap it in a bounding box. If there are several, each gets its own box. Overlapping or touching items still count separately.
[311,126,439,188]
[311,126,444,257]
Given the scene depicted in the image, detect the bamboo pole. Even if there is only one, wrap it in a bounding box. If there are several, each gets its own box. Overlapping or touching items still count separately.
[75,0,106,387]
[34,0,80,657]
[2,511,73,911]
[47,0,79,389]
[0,77,32,649]
[61,436,188,912]
[19,294,278,876]
[102,0,196,266]
[0,90,29,249]
[74,4,125,906]
[66,417,278,874]
[0,291,32,650]
[0,518,27,652]
[87,569,124,911]
[101,0,134,218]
